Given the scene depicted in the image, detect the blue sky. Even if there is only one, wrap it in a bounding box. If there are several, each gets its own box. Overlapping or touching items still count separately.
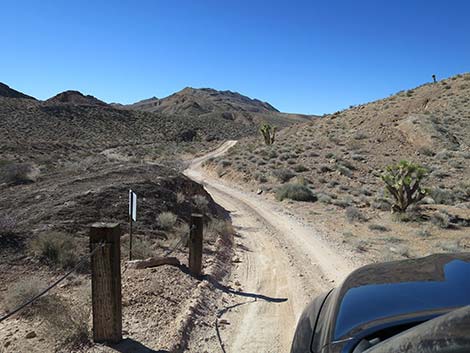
[1,1,469,114]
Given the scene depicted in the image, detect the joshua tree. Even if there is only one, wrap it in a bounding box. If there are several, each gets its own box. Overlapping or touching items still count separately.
[259,123,276,145]
[381,160,428,213]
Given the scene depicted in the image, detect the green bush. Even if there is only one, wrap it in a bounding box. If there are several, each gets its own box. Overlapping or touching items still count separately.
[276,183,317,202]
[381,161,428,212]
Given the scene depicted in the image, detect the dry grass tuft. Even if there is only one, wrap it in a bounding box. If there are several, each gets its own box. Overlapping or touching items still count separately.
[29,232,82,270]
[158,212,178,230]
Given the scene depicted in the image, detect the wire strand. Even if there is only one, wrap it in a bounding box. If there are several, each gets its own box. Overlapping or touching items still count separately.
[0,242,105,323]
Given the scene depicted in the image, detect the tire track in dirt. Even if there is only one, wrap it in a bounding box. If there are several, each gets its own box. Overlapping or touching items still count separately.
[184,141,356,353]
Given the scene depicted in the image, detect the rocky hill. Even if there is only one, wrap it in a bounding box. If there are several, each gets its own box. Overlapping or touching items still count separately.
[207,73,470,260]
[210,73,470,199]
[0,82,35,100]
[46,90,108,106]
[0,85,311,174]
[122,87,279,114]
[114,87,313,127]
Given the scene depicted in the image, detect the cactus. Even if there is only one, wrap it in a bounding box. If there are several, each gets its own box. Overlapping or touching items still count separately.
[381,160,429,213]
[259,123,276,145]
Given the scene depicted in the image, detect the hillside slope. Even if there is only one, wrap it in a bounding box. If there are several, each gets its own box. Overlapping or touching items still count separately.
[0,82,36,100]
[207,73,470,260]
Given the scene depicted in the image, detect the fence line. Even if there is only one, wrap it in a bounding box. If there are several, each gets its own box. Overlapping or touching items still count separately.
[163,227,192,257]
[0,242,105,323]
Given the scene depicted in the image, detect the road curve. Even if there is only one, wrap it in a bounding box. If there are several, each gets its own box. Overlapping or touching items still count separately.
[184,141,356,353]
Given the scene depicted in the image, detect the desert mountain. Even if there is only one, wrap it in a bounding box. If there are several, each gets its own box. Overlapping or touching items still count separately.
[115,87,313,126]
[0,83,309,174]
[46,90,108,106]
[0,82,36,100]
[123,87,279,114]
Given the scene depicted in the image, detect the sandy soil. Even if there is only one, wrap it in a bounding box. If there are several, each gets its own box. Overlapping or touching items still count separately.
[184,141,360,353]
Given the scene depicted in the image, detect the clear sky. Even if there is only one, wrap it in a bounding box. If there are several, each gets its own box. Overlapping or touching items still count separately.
[1,0,469,114]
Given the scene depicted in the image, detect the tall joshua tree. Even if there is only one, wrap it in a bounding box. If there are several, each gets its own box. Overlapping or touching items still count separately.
[381,160,429,213]
[259,123,276,145]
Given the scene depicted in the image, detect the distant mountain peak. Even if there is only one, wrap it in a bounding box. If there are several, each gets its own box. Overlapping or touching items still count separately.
[46,90,108,106]
[0,82,36,100]
[124,87,280,115]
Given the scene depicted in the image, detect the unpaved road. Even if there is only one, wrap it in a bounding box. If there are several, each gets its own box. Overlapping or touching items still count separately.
[184,141,357,353]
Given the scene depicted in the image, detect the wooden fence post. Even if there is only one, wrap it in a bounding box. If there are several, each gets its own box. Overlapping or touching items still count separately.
[189,214,203,276]
[90,222,122,344]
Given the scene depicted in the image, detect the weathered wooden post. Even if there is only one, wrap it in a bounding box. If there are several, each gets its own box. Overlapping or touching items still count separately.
[90,222,122,344]
[189,214,203,276]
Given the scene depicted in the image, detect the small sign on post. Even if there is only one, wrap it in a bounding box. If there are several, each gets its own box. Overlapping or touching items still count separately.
[128,190,137,260]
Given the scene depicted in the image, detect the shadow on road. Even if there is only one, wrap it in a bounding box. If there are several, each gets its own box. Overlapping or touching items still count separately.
[108,338,170,353]
[201,273,288,303]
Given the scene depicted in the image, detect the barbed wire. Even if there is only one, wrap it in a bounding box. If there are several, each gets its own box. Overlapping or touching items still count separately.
[0,242,105,323]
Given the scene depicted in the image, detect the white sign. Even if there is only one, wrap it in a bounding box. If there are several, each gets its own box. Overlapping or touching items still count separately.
[129,190,137,221]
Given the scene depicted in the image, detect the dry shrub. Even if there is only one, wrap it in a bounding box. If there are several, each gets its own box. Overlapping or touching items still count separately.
[206,219,233,241]
[192,195,209,213]
[171,223,190,246]
[431,211,451,229]
[0,214,16,235]
[0,162,39,185]
[3,276,89,352]
[37,290,91,352]
[176,192,186,204]
[29,232,82,270]
[276,183,317,202]
[368,223,390,232]
[4,277,46,317]
[122,235,154,260]
[345,206,366,223]
[158,212,177,230]
[273,169,296,183]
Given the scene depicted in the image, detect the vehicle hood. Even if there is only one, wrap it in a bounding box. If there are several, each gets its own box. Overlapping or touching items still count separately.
[333,253,470,340]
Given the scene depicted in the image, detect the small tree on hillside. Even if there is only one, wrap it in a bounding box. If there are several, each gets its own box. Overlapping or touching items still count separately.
[259,123,276,145]
[381,160,429,213]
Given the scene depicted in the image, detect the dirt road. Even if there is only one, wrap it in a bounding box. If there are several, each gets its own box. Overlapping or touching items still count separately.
[184,141,357,353]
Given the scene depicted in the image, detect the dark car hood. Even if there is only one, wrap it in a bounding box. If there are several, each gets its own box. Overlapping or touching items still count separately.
[333,253,470,340]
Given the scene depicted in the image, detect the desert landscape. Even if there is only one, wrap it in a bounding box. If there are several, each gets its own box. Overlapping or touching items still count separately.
[0,70,469,352]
